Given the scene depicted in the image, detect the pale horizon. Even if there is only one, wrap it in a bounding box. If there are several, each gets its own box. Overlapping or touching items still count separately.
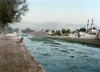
[11,0,100,30]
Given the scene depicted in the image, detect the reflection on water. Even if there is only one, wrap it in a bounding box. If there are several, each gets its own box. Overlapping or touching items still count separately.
[20,35,100,72]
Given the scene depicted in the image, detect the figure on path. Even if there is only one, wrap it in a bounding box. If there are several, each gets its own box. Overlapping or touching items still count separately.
[20,37,23,43]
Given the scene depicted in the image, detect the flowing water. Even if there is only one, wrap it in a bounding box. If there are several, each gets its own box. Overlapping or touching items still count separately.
[20,35,100,72]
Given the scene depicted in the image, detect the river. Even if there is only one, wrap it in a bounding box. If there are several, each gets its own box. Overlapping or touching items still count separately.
[20,35,100,72]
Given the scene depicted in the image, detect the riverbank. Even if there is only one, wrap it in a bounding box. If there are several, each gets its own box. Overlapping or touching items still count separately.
[0,34,45,72]
[46,36,100,46]
[21,35,100,72]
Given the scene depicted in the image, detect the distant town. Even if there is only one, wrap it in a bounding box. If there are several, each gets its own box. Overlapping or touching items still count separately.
[8,19,100,40]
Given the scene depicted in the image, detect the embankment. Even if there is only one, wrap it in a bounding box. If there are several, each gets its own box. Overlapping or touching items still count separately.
[0,34,46,72]
[47,36,100,46]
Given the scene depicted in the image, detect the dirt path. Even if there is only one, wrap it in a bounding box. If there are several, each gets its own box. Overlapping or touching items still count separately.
[0,35,46,72]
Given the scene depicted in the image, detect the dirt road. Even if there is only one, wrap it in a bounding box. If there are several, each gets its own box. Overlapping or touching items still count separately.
[0,34,46,72]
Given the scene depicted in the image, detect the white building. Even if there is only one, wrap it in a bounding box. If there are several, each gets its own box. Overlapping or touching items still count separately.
[41,29,52,35]
[69,19,100,39]
[47,30,52,35]
[69,32,97,39]
[86,19,99,35]
[69,31,79,38]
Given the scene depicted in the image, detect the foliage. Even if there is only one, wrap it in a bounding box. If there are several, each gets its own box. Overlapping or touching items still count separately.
[45,30,49,33]
[66,29,71,35]
[7,27,33,33]
[51,30,55,36]
[55,30,61,36]
[7,26,19,33]
[77,27,86,32]
[22,28,33,33]
[62,28,71,36]
[62,28,66,35]
[52,30,55,34]
[51,29,71,36]
[0,0,28,33]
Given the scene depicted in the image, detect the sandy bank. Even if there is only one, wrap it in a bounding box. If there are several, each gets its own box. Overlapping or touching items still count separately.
[0,34,46,72]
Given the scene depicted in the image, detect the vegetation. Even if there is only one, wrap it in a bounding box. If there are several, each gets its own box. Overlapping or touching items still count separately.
[51,30,55,36]
[22,28,34,33]
[45,30,49,33]
[7,27,33,33]
[0,0,28,34]
[7,26,19,33]
[61,28,70,36]
[62,28,66,35]
[51,28,71,36]
[55,30,61,36]
[76,27,86,32]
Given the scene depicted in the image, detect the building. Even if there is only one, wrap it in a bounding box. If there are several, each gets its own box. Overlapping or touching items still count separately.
[86,19,99,35]
[69,19,99,39]
[41,29,52,35]
[46,30,52,35]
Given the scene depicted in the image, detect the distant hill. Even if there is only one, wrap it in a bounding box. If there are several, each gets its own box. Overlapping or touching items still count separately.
[10,21,100,31]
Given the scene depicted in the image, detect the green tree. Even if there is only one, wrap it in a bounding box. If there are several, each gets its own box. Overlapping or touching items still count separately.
[22,28,33,33]
[45,30,49,33]
[66,29,70,35]
[52,30,55,34]
[51,30,55,36]
[62,28,66,35]
[62,28,70,36]
[77,27,86,32]
[0,0,28,34]
[55,30,61,36]
[66,29,70,33]
[7,26,19,33]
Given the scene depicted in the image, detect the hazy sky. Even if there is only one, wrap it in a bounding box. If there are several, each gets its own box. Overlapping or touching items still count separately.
[12,0,100,30]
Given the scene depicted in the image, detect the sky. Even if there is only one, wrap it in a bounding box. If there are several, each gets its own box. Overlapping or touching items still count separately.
[11,0,100,30]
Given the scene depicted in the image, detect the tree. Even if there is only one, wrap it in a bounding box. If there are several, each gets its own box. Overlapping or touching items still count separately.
[66,29,70,35]
[22,28,33,33]
[77,27,86,32]
[45,29,49,33]
[7,26,19,33]
[62,28,66,35]
[55,30,61,36]
[52,30,55,34]
[0,0,28,34]
[62,28,71,36]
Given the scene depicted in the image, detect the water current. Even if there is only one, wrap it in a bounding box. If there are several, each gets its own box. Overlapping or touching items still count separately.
[20,35,100,72]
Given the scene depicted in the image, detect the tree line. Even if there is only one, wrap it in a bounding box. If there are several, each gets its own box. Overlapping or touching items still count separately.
[46,27,87,36]
[7,26,34,33]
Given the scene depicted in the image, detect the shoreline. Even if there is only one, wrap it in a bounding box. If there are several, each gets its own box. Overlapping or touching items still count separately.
[46,36,100,46]
[0,34,46,72]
